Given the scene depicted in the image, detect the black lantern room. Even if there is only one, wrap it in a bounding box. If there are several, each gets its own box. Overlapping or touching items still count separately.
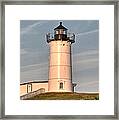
[54,22,68,40]
[46,22,75,43]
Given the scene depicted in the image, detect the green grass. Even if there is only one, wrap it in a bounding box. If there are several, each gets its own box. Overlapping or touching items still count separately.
[25,92,99,100]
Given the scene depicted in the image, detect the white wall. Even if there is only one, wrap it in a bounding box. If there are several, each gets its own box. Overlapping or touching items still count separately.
[20,82,48,96]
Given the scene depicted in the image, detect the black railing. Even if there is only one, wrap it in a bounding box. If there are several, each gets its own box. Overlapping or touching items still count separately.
[46,33,75,43]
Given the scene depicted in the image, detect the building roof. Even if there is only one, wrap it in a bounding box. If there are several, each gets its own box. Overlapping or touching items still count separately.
[20,80,48,85]
[54,22,68,30]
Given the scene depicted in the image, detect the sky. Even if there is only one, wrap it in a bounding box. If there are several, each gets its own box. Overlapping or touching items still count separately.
[20,20,99,92]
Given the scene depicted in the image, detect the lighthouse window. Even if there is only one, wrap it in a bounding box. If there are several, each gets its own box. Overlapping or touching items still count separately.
[59,82,63,89]
[55,30,59,34]
[63,30,67,34]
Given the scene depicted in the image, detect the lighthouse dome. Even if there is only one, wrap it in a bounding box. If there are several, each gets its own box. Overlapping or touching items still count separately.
[54,22,67,30]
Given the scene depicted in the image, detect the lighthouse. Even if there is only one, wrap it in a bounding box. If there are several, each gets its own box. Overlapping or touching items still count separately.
[46,22,75,92]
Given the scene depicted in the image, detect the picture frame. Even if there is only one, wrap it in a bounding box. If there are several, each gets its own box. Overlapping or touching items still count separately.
[0,0,118,119]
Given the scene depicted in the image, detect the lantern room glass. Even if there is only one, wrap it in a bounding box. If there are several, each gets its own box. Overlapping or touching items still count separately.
[55,29,67,35]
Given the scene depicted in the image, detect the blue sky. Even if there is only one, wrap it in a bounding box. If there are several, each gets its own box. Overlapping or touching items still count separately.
[20,20,99,92]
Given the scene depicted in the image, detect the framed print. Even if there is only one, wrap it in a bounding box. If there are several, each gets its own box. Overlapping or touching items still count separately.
[20,20,99,100]
[0,0,118,119]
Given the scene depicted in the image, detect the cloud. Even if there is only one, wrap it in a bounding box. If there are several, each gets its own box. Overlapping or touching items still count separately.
[73,49,98,57]
[21,63,48,72]
[77,80,98,87]
[72,49,99,73]
[73,49,99,65]
[21,63,48,82]
[20,50,48,66]
[75,80,99,93]
[77,58,98,64]
[20,21,47,35]
[21,68,48,83]
[75,29,99,36]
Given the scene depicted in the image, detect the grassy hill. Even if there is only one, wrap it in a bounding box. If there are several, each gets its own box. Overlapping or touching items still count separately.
[25,92,99,100]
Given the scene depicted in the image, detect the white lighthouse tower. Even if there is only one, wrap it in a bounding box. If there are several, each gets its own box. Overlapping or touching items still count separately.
[46,22,75,92]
